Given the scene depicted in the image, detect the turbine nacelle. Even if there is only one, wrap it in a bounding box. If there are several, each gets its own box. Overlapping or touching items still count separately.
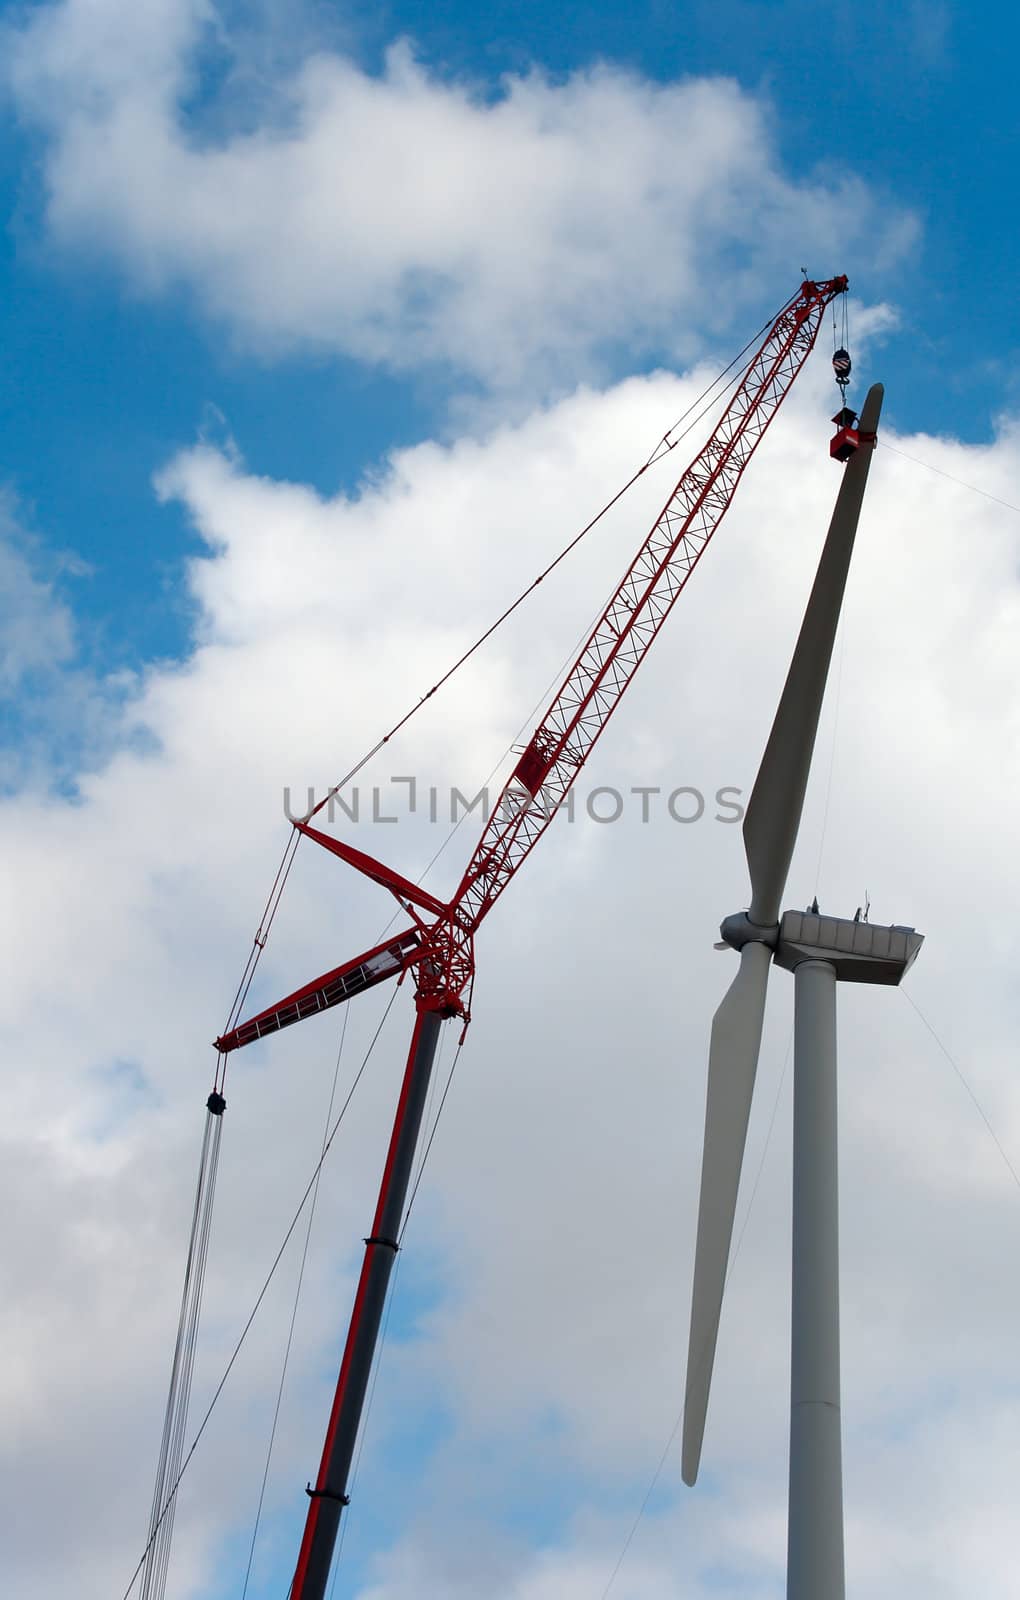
[774,908,923,984]
[715,907,923,983]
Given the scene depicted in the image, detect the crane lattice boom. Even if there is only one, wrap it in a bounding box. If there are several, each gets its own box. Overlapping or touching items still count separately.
[217,275,846,1051]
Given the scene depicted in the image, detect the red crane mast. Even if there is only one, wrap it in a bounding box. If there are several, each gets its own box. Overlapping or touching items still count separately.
[216,275,848,1600]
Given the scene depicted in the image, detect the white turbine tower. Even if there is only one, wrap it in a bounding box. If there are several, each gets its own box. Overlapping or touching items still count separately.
[682,382,923,1598]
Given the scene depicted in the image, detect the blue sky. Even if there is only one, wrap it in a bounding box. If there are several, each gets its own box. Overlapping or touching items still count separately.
[2,0,1016,691]
[3,4,1020,1600]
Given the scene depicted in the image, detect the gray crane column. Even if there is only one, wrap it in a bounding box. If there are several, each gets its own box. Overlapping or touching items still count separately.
[788,956,844,1600]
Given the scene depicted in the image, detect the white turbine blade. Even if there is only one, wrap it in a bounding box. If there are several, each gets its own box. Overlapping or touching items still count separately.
[743,384,884,926]
[683,939,772,1486]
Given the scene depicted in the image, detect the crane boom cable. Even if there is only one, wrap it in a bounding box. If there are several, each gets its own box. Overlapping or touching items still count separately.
[203,275,847,1598]
[208,303,788,1089]
[215,278,848,1060]
[443,280,847,970]
[139,1102,224,1600]
[138,1113,211,1600]
[902,989,1020,1191]
[397,595,636,908]
[241,1005,352,1598]
[645,295,798,467]
[303,462,647,824]
[120,988,401,1600]
[879,440,1020,515]
[214,826,303,1095]
[304,296,797,827]
[145,278,845,1600]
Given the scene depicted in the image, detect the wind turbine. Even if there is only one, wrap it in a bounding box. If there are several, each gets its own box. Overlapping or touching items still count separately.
[682,382,923,1598]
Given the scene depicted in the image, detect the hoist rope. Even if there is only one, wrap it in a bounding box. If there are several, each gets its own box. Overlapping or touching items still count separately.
[210,291,799,1103]
[644,303,787,468]
[143,288,812,1599]
[283,329,767,994]
[304,296,793,829]
[203,298,781,1109]
[136,825,315,1600]
[214,826,302,1096]
[140,1115,212,1593]
[241,1006,352,1599]
[139,1101,224,1600]
[822,289,1019,518]
[821,283,1019,518]
[302,455,648,826]
[831,288,849,360]
[238,924,466,1587]
[121,987,401,1600]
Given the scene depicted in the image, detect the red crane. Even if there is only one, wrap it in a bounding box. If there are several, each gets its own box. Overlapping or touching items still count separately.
[216,275,848,1600]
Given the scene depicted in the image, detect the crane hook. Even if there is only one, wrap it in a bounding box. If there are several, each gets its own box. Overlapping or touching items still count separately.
[832,346,852,397]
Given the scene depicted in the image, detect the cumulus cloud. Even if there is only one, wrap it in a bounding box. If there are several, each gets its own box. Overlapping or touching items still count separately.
[0,493,140,789]
[4,0,915,388]
[3,10,1006,1598]
[0,496,75,693]
[3,353,1020,1597]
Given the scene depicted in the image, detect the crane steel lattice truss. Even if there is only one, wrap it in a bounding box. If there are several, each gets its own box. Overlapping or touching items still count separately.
[215,275,847,1600]
[219,275,847,1052]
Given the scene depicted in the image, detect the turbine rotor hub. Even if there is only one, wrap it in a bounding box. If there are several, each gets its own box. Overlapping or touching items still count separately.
[718,911,780,951]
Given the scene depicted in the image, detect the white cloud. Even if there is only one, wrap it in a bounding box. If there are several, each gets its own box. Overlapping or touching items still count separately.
[5,0,916,388]
[3,354,1020,1597]
[0,493,140,790]
[0,493,78,690]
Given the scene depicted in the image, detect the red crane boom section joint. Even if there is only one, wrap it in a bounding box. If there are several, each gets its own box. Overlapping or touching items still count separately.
[217,275,847,1049]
